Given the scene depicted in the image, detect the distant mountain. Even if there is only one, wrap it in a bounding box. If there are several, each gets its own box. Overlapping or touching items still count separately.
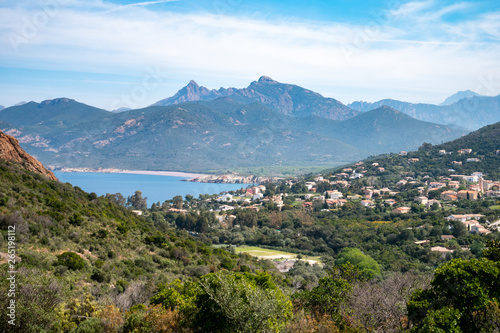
[440,90,481,106]
[329,106,465,154]
[112,107,132,113]
[153,76,359,121]
[348,95,500,130]
[0,98,110,129]
[0,105,4,111]
[0,97,466,172]
[14,101,28,106]
[0,129,57,181]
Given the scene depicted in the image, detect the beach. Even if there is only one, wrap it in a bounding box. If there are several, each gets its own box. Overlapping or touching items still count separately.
[50,167,205,179]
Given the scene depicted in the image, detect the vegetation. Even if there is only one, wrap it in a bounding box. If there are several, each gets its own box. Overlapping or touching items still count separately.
[0,120,499,331]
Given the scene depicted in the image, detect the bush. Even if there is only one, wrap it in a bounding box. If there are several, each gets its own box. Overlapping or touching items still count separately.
[72,317,105,333]
[57,252,86,270]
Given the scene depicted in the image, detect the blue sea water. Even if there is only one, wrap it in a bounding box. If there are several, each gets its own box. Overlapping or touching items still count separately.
[54,172,251,206]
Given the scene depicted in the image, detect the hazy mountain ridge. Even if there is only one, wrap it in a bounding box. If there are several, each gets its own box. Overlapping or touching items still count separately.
[440,90,481,106]
[153,76,359,121]
[348,94,500,130]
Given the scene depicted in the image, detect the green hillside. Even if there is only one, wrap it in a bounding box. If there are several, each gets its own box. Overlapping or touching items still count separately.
[0,159,272,332]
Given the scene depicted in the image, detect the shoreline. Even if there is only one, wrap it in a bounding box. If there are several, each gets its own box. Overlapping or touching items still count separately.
[50,167,205,179]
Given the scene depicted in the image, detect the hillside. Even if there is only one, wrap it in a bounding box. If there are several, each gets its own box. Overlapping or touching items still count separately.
[323,106,465,154]
[324,120,500,183]
[0,154,274,332]
[348,94,500,130]
[153,76,359,121]
[0,130,57,181]
[0,98,466,173]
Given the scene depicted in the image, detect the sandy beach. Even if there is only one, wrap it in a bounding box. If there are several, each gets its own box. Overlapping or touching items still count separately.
[50,167,205,179]
[120,170,205,178]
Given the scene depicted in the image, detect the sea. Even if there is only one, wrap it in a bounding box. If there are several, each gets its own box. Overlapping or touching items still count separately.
[54,172,252,206]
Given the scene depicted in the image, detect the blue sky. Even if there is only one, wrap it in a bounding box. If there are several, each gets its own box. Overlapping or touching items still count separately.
[0,0,499,110]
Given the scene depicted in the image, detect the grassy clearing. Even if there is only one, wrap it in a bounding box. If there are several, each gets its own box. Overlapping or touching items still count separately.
[235,246,322,265]
[490,205,500,210]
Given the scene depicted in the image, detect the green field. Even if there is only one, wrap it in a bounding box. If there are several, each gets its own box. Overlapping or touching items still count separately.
[490,205,500,210]
[234,246,322,264]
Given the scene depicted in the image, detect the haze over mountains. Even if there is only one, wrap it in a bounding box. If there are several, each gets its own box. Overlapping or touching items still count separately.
[347,94,500,130]
[0,76,497,173]
[439,90,482,106]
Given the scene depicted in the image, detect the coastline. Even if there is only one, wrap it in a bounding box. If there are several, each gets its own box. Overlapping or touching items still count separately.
[50,167,269,184]
[50,167,205,179]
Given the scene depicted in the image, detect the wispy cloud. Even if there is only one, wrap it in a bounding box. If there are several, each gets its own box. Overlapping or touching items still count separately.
[108,0,179,12]
[0,0,499,107]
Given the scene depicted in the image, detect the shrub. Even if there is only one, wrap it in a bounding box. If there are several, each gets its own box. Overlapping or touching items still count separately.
[57,252,86,270]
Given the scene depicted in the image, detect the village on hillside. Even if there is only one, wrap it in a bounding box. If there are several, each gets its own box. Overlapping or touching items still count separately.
[146,147,500,272]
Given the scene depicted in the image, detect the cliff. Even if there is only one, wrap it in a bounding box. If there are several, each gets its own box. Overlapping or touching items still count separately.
[0,130,57,181]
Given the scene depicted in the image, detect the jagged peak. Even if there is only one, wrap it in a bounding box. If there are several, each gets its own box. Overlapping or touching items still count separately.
[258,76,277,83]
[187,80,199,87]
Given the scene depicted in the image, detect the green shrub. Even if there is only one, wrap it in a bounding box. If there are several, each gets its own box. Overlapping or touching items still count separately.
[57,252,86,270]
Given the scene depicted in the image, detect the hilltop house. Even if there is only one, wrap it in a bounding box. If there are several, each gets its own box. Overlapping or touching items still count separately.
[325,190,343,199]
[425,199,441,209]
[459,149,472,154]
[440,190,458,201]
[361,200,374,207]
[446,214,484,222]
[384,199,397,206]
[392,206,411,214]
[414,197,428,205]
[218,193,234,202]
[457,190,479,200]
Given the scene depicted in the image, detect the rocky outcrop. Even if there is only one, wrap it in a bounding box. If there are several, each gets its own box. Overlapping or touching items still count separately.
[0,130,57,181]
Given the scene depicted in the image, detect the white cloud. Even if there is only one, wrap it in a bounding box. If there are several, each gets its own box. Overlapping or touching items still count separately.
[107,0,179,12]
[0,0,499,107]
[388,0,434,18]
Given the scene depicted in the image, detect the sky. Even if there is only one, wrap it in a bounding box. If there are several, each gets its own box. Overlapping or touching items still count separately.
[0,0,499,110]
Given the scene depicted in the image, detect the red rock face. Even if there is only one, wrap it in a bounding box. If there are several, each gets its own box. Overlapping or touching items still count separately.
[0,130,57,181]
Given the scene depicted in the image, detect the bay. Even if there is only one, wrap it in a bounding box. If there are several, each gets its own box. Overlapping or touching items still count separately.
[54,172,251,206]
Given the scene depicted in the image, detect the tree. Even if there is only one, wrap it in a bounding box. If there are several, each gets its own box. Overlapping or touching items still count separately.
[295,263,363,325]
[105,193,126,206]
[179,271,292,332]
[407,258,500,332]
[172,195,183,209]
[451,220,467,238]
[483,239,500,262]
[127,190,147,210]
[335,248,381,279]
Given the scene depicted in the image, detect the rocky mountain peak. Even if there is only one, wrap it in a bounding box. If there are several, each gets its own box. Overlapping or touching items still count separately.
[40,98,75,107]
[187,80,199,88]
[0,130,57,181]
[257,76,277,84]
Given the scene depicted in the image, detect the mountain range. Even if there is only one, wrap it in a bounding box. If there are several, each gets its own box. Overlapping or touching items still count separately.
[347,94,500,130]
[152,77,499,131]
[153,76,358,121]
[0,91,467,172]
